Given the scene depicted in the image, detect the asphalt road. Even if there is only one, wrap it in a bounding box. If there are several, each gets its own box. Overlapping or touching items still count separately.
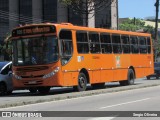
[0,77,160,108]
[0,78,160,120]
[0,83,160,120]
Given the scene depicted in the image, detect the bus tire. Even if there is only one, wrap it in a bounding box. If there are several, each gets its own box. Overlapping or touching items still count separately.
[146,76,150,80]
[38,87,50,94]
[92,83,105,89]
[73,73,87,92]
[127,69,135,85]
[7,91,13,95]
[29,88,37,93]
[119,69,135,86]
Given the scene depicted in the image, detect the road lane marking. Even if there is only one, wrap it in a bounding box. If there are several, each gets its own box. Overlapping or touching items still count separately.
[99,98,150,109]
[88,117,115,120]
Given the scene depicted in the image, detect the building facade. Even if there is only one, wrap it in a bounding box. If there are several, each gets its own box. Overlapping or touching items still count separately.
[0,0,118,43]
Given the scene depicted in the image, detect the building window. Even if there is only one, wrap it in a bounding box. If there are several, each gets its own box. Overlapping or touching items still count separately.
[19,0,32,24]
[43,0,57,22]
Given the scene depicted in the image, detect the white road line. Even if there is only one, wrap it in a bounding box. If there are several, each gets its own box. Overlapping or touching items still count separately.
[99,98,150,109]
[88,117,115,120]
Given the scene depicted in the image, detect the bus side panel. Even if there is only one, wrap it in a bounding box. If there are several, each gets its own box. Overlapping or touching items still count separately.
[92,71,101,83]
[100,54,114,83]
[130,54,142,78]
[113,54,130,81]
[113,69,128,81]
[90,54,101,84]
[101,70,113,83]
[63,72,78,86]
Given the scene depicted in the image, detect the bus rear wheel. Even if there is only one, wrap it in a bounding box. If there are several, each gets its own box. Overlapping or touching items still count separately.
[38,87,50,94]
[73,73,87,92]
[119,69,135,86]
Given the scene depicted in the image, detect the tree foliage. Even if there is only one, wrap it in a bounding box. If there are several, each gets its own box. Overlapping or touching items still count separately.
[119,18,154,34]
[0,33,12,61]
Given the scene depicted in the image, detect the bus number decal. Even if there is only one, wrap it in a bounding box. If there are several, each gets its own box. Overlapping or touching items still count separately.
[115,56,121,68]
[77,56,84,62]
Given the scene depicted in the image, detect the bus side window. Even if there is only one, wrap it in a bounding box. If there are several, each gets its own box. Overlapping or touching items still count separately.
[89,32,100,53]
[147,37,151,53]
[59,30,73,65]
[100,33,112,53]
[112,34,122,53]
[121,35,130,53]
[139,37,147,54]
[76,31,89,53]
[130,36,139,54]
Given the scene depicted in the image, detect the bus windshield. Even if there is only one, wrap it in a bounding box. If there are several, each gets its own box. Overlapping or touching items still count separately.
[12,36,58,66]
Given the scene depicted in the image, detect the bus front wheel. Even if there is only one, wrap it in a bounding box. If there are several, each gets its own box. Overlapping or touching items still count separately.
[29,88,37,93]
[38,87,50,94]
[73,73,87,92]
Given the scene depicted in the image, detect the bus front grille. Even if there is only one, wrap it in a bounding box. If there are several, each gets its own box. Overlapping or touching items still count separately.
[21,75,43,78]
[17,66,49,72]
[23,80,43,86]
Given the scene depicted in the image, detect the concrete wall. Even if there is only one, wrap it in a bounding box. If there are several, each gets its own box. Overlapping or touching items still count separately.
[88,1,95,28]
[111,0,118,29]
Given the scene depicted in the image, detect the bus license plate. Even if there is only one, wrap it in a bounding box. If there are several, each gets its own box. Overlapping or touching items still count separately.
[28,81,37,84]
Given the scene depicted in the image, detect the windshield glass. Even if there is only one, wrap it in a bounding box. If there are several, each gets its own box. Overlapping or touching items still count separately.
[12,36,58,66]
[0,62,8,70]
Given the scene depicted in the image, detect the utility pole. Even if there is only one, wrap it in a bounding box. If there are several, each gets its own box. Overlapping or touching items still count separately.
[155,0,159,61]
[155,0,159,44]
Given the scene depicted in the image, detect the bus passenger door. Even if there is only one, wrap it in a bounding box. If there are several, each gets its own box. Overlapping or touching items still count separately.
[59,30,74,86]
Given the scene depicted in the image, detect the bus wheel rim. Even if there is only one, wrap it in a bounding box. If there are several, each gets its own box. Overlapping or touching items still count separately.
[130,73,134,84]
[79,76,85,88]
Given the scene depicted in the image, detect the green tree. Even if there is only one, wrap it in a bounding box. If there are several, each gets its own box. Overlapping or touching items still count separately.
[119,18,154,33]
[0,33,12,61]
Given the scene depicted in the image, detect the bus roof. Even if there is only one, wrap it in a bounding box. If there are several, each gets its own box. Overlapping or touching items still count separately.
[12,23,151,37]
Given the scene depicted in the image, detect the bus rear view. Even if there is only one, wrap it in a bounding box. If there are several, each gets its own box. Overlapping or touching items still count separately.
[11,24,60,94]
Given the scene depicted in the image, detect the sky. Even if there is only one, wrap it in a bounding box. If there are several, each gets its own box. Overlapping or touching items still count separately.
[118,0,158,19]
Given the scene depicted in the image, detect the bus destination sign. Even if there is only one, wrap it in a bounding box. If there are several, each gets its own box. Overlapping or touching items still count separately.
[12,25,56,37]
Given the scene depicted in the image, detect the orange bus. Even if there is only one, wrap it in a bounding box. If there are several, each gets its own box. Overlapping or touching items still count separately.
[11,23,154,94]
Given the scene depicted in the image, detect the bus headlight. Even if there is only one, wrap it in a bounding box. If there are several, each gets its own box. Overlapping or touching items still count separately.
[13,73,22,80]
[43,67,60,79]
